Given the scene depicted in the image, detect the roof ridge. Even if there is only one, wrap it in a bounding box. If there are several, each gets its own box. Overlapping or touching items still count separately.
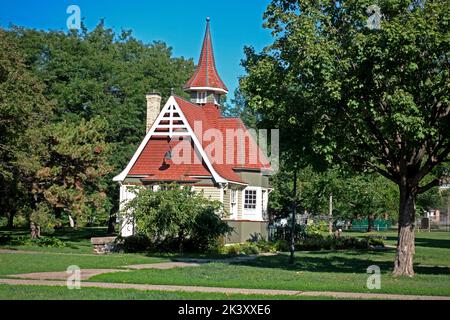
[173,95,202,108]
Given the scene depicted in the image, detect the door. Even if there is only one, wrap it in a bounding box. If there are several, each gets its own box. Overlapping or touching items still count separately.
[230,189,238,219]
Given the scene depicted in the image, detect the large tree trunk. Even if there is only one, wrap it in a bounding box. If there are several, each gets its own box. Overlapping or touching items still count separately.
[178,228,185,254]
[107,212,116,234]
[6,210,15,229]
[367,213,374,232]
[393,185,416,277]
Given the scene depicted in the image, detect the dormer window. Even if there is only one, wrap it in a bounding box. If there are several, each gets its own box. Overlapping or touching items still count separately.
[196,91,207,104]
[213,94,221,105]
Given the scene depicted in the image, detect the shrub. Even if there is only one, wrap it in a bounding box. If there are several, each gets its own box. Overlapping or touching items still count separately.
[223,244,241,255]
[0,234,12,245]
[274,239,290,252]
[240,242,260,255]
[294,235,384,251]
[355,238,370,249]
[255,240,277,253]
[0,235,66,248]
[368,237,385,247]
[295,236,328,251]
[125,184,233,253]
[305,221,328,236]
[116,234,151,253]
[29,236,66,247]
[191,209,233,253]
[0,217,7,228]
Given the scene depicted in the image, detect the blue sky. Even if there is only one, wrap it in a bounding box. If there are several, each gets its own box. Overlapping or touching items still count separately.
[0,0,274,101]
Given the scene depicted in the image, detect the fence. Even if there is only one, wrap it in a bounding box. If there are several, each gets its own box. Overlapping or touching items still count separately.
[350,219,392,231]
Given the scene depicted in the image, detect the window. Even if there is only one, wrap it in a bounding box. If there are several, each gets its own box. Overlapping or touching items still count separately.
[244,189,257,209]
[196,92,207,104]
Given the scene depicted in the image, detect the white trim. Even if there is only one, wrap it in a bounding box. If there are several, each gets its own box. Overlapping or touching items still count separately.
[151,132,190,136]
[230,189,238,220]
[227,180,248,186]
[113,96,227,184]
[190,175,213,179]
[119,184,139,237]
[194,91,207,104]
[185,86,228,94]
[156,125,187,129]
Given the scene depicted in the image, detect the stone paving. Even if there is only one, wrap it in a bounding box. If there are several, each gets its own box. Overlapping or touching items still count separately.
[7,269,128,281]
[1,278,449,300]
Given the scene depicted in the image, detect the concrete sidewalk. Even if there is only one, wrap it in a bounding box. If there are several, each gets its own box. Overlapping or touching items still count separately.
[1,278,449,300]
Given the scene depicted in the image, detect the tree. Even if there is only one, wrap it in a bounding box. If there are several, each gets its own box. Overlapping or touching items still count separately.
[0,29,52,230]
[5,22,195,229]
[124,185,232,252]
[241,0,450,275]
[33,117,113,231]
[271,166,399,231]
[339,174,399,231]
[222,88,259,128]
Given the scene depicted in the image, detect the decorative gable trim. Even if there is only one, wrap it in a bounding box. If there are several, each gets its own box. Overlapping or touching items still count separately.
[113,96,227,183]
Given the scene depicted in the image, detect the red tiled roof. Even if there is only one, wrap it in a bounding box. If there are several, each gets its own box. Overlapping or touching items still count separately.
[129,136,211,181]
[183,19,228,93]
[128,96,271,184]
[126,19,271,184]
[175,96,271,183]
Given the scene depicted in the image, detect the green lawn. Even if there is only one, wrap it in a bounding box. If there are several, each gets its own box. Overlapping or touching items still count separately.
[1,228,450,299]
[90,231,450,297]
[0,252,168,276]
[0,284,335,300]
[90,250,450,297]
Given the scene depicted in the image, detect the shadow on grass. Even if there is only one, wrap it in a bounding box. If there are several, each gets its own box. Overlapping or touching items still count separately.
[414,237,450,249]
[52,227,110,242]
[229,253,450,276]
[0,227,109,242]
[0,227,110,251]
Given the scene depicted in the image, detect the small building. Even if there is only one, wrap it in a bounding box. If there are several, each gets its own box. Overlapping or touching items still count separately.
[113,18,272,243]
[425,209,441,224]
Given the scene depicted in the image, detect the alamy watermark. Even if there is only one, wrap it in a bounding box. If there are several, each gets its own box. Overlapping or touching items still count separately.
[66,265,81,289]
[66,5,81,30]
[166,122,279,174]
[367,4,382,30]
[366,265,381,290]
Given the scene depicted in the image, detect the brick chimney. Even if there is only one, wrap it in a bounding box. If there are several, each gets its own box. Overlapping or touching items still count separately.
[146,92,161,133]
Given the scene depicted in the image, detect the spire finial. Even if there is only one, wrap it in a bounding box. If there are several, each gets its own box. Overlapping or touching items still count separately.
[182,16,228,96]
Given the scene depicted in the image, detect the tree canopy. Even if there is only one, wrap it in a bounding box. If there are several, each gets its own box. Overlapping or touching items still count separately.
[240,0,450,276]
[0,21,195,233]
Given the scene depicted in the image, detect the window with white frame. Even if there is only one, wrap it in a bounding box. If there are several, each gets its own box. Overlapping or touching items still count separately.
[196,91,207,104]
[244,189,257,210]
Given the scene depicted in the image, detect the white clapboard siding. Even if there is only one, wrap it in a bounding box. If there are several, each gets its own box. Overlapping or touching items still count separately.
[192,186,221,202]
